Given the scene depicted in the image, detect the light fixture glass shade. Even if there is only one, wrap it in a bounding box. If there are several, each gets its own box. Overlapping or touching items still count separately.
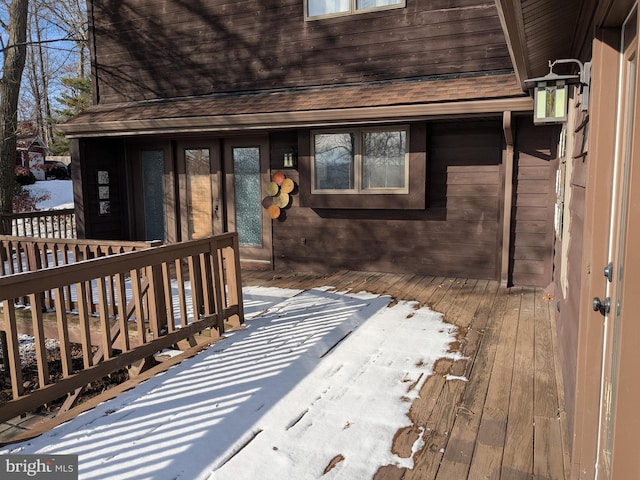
[533,81,568,124]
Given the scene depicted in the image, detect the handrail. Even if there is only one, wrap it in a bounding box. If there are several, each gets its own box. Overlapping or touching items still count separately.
[0,233,244,423]
[0,236,161,309]
[0,208,76,239]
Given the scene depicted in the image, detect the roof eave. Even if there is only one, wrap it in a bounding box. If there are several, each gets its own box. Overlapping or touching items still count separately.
[494,0,531,90]
[59,97,533,138]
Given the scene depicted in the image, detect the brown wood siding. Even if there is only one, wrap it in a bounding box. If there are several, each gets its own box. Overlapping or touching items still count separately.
[509,117,558,287]
[273,120,503,278]
[553,108,588,447]
[89,0,512,104]
[77,138,129,240]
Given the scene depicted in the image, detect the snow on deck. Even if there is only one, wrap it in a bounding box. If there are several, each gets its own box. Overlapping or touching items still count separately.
[1,286,458,480]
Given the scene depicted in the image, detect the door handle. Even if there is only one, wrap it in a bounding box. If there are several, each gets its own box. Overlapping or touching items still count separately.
[593,296,611,316]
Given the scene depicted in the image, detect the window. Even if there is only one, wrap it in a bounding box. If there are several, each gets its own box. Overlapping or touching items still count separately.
[312,127,408,194]
[306,0,404,19]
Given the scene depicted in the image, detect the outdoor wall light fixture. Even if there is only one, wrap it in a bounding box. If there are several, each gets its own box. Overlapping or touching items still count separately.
[524,58,591,124]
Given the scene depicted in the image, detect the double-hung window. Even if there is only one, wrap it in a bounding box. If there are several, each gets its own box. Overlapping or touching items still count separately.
[312,127,409,194]
[306,0,405,19]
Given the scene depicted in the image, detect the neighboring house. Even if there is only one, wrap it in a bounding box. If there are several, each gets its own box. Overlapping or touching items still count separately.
[59,0,640,476]
[16,134,48,181]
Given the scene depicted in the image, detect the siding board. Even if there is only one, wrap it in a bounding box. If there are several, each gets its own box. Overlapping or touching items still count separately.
[510,117,558,286]
[273,119,503,279]
[90,0,513,103]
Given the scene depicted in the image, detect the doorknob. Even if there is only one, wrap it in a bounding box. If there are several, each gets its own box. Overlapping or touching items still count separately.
[593,296,611,316]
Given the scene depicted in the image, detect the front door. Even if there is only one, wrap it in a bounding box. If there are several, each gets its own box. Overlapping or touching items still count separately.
[223,136,273,266]
[588,6,640,477]
[176,140,223,240]
[130,142,176,242]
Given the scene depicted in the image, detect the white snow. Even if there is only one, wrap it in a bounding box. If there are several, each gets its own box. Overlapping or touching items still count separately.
[1,288,457,480]
[2,180,459,479]
[23,179,74,210]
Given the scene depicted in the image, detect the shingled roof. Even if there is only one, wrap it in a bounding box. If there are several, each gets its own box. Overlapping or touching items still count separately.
[60,72,531,137]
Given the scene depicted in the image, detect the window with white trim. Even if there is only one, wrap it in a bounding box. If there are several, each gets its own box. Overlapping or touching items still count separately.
[305,0,405,19]
[312,127,409,194]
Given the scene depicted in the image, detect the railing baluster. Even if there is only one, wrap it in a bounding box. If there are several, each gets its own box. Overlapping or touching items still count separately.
[55,287,73,377]
[188,255,202,322]
[75,281,93,369]
[161,262,175,333]
[115,272,130,352]
[200,253,213,317]
[175,259,188,328]
[146,266,160,339]
[2,300,24,399]
[130,268,147,345]
[29,293,50,389]
[96,276,112,360]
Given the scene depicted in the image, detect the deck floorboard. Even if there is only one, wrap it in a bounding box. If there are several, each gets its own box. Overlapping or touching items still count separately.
[1,270,566,479]
[241,271,566,479]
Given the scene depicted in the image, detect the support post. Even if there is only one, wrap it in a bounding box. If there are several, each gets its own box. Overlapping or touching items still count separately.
[501,111,515,287]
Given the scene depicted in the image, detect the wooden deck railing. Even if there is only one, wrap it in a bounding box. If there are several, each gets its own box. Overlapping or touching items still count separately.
[0,236,161,307]
[0,233,244,423]
[1,209,76,239]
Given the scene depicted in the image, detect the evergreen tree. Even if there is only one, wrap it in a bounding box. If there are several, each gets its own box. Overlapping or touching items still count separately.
[49,75,90,155]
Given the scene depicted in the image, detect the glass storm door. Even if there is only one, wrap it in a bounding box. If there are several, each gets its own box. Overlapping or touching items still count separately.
[131,143,175,242]
[177,141,222,241]
[596,6,640,477]
[224,137,272,265]
[141,151,166,241]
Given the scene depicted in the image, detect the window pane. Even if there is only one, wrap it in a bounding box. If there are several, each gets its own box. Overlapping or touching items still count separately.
[308,0,350,16]
[363,130,406,189]
[314,133,354,190]
[357,0,403,9]
[233,147,262,246]
[141,150,165,241]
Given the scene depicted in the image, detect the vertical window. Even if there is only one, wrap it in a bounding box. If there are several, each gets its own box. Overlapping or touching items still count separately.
[306,0,404,19]
[141,150,165,241]
[362,130,406,189]
[314,132,354,190]
[311,127,409,194]
[233,147,262,246]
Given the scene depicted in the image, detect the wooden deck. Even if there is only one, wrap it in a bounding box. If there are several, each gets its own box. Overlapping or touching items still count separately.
[241,270,570,480]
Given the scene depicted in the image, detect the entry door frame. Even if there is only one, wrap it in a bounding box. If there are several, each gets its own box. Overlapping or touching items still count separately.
[573,6,640,477]
[176,139,223,241]
[127,141,177,243]
[223,135,273,266]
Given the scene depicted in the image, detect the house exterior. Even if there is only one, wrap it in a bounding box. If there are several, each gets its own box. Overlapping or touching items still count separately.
[59,0,640,476]
[16,134,47,181]
[59,0,558,287]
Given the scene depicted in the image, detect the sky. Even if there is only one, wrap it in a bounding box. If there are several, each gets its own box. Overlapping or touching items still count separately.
[1,181,461,479]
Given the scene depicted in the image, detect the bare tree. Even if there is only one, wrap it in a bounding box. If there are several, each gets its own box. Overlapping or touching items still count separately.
[40,0,87,77]
[0,0,29,223]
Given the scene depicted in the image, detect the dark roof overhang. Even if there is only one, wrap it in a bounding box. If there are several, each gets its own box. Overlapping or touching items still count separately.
[60,73,532,138]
